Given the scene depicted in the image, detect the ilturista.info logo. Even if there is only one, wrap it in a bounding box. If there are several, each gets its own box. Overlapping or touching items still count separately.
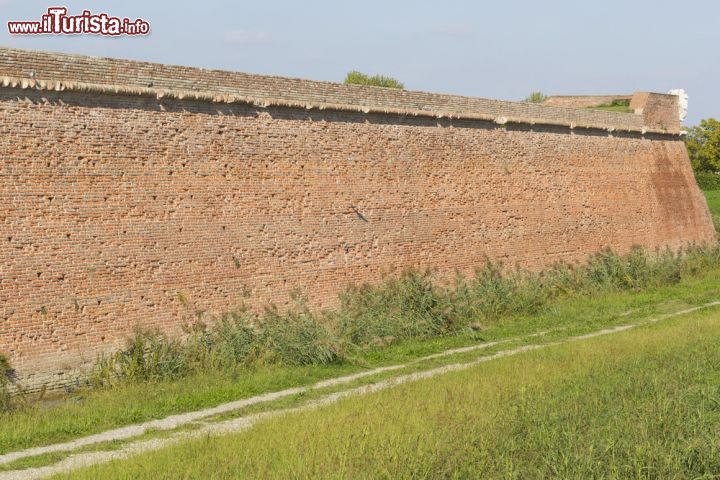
[7,7,150,36]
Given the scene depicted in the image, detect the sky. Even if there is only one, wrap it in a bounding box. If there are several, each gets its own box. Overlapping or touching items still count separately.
[0,0,717,125]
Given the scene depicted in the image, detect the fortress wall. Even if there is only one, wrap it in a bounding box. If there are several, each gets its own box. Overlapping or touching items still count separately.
[0,48,713,390]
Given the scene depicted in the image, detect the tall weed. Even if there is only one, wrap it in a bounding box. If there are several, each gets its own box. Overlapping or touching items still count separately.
[0,353,14,411]
[92,244,720,386]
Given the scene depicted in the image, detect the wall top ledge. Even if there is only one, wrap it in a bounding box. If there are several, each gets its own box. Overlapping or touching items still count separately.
[0,47,680,136]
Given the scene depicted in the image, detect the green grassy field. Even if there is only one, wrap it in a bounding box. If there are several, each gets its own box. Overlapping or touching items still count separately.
[58,305,720,479]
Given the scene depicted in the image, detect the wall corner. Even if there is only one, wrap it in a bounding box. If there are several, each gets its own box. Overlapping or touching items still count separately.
[630,92,681,133]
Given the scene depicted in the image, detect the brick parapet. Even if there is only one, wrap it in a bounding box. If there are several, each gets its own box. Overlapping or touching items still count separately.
[0,47,673,134]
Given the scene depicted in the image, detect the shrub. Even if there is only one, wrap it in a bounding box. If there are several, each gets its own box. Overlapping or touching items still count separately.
[591,99,633,113]
[610,99,630,107]
[93,330,189,386]
[92,245,720,387]
[94,306,341,385]
[694,171,720,191]
[524,92,547,103]
[344,71,404,89]
[190,309,260,370]
[336,271,454,350]
[463,261,548,320]
[258,307,339,366]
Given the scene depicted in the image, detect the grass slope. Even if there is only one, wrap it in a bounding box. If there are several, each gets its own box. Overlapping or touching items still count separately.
[61,307,720,479]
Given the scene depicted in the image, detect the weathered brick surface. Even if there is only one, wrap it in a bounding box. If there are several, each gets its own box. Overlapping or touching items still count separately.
[0,48,714,390]
[544,95,633,109]
[630,92,681,132]
[0,47,657,131]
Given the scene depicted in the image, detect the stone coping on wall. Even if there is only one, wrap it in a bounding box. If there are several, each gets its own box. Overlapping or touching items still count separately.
[0,47,679,135]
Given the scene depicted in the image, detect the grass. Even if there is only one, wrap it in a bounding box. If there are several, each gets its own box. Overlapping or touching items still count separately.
[0,332,550,473]
[344,71,404,89]
[2,262,720,457]
[6,299,718,475]
[703,190,720,231]
[57,307,720,479]
[2,246,720,456]
[592,104,633,113]
[704,190,720,216]
[590,98,633,113]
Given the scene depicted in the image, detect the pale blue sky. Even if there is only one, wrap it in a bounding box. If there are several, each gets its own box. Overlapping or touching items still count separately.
[1,0,717,124]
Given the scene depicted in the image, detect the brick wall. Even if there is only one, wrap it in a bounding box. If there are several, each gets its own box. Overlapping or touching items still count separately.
[0,48,714,390]
[0,47,656,132]
[630,92,681,132]
[543,95,633,109]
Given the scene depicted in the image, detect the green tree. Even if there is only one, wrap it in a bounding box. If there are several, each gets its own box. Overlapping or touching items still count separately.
[686,118,720,172]
[524,91,547,103]
[344,71,404,89]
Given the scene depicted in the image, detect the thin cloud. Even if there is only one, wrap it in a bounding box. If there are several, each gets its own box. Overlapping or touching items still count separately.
[223,29,272,44]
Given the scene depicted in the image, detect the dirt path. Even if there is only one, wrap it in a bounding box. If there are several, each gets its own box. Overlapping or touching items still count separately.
[0,337,524,466]
[1,301,718,480]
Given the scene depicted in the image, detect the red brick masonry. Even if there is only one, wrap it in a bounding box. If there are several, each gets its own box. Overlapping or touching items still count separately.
[0,48,714,390]
[543,95,634,109]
